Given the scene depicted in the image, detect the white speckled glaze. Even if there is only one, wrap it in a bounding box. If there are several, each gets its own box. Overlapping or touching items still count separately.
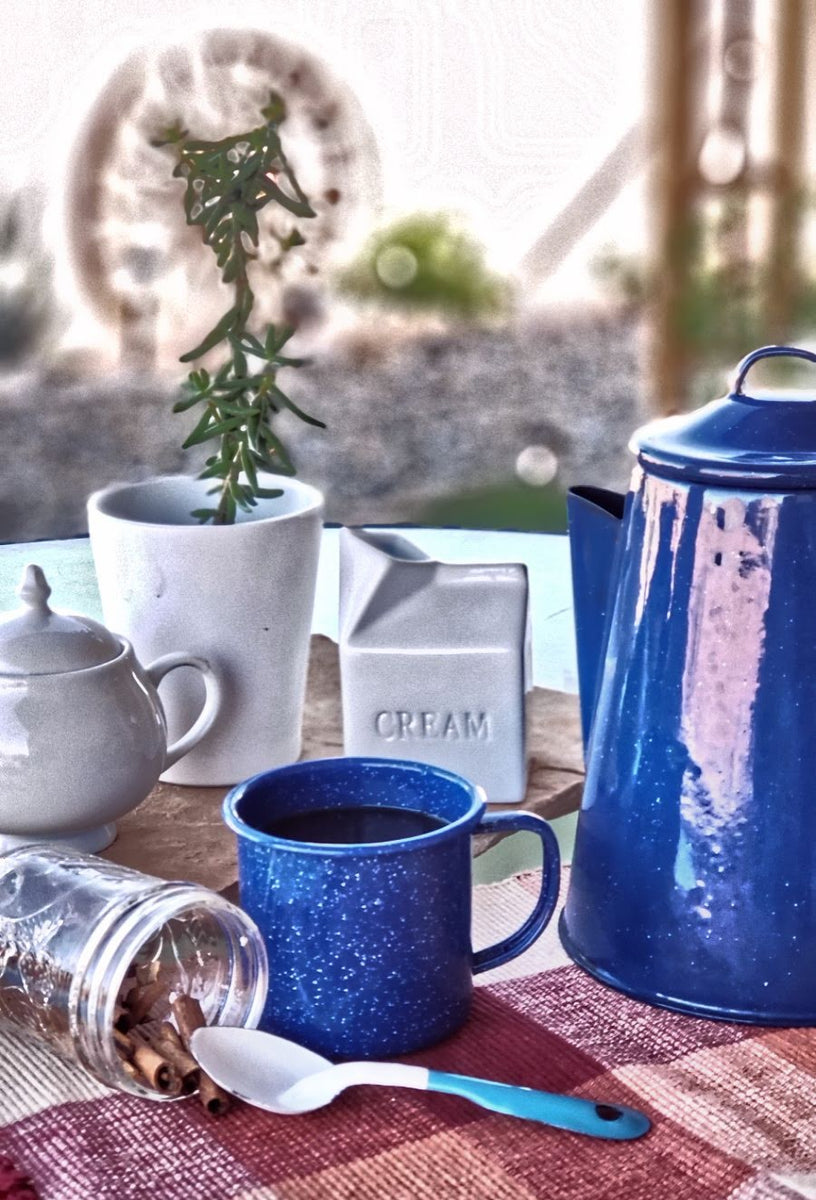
[224,757,560,1058]
[87,474,324,785]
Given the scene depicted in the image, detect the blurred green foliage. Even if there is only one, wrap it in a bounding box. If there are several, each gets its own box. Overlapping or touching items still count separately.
[594,198,816,403]
[337,211,512,321]
[415,478,566,533]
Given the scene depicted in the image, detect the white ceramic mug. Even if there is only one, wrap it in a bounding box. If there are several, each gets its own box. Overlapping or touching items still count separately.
[87,474,324,786]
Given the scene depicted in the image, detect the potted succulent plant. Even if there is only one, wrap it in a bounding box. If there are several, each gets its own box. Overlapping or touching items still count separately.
[87,94,326,786]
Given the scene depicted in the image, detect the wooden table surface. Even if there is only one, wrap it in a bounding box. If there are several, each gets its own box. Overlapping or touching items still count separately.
[101,634,584,893]
[0,528,583,891]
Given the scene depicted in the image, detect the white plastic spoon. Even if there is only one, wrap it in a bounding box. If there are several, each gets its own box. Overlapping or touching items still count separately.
[190,1027,650,1141]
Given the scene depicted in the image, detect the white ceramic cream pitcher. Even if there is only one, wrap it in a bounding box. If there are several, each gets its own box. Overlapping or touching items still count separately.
[339,528,530,802]
[0,565,222,853]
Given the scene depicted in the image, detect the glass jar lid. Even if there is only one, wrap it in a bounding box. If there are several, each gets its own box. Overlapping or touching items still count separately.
[0,564,122,676]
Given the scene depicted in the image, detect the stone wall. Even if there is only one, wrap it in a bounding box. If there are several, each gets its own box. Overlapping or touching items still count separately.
[0,312,643,544]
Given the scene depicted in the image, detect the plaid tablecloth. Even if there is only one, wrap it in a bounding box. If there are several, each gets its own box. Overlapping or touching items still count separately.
[2,867,815,1200]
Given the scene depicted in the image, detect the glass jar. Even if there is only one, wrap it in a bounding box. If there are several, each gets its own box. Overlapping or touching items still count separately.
[0,845,268,1099]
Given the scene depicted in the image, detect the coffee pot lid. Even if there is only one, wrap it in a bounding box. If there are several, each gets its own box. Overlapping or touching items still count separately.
[0,565,122,676]
[633,345,816,488]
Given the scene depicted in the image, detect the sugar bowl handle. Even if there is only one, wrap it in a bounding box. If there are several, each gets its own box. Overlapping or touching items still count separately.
[145,654,222,770]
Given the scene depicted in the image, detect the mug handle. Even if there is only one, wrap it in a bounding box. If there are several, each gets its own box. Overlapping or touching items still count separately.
[472,812,561,974]
[145,653,223,770]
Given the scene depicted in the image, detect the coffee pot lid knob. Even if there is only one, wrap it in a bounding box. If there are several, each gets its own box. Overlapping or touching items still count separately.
[0,564,122,676]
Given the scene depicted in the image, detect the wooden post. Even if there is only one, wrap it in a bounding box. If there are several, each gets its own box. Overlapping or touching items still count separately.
[765,0,807,341]
[648,0,708,415]
[716,0,754,268]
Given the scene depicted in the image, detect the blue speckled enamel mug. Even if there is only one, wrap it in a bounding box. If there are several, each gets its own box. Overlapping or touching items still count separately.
[224,757,560,1058]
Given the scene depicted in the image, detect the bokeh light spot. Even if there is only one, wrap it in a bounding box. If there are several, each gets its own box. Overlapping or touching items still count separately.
[515,445,559,487]
[699,126,746,186]
[375,244,419,289]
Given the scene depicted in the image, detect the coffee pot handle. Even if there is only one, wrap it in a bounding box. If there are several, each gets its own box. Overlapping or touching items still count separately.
[471,812,560,973]
[145,654,223,770]
[732,345,816,395]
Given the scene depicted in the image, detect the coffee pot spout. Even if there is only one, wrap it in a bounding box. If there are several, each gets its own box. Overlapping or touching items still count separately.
[567,486,626,752]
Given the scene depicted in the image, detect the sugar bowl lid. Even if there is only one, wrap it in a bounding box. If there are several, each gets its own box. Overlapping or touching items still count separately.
[0,565,122,676]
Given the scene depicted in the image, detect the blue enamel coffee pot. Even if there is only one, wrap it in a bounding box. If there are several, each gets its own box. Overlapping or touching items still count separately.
[562,345,816,1023]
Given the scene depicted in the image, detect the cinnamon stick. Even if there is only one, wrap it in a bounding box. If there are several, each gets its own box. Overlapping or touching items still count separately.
[124,979,167,1027]
[113,1027,134,1055]
[154,1023,200,1095]
[135,960,161,987]
[170,995,231,1115]
[113,970,232,1112]
[169,995,207,1046]
[157,1021,188,1054]
[132,1043,183,1096]
[113,1005,132,1034]
[199,1073,231,1116]
[119,1058,141,1081]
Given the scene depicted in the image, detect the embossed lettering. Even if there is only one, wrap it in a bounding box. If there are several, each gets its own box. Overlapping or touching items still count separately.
[396,711,414,738]
[465,712,490,739]
[421,712,437,737]
[373,710,492,741]
[375,711,395,740]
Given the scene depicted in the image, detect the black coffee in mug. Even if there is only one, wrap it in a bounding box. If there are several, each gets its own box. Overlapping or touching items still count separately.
[261,804,447,844]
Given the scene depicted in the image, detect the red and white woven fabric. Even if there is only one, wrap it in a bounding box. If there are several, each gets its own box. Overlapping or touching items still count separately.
[1,868,813,1200]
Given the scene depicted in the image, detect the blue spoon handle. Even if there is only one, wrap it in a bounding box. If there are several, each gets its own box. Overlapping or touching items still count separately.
[426,1070,650,1140]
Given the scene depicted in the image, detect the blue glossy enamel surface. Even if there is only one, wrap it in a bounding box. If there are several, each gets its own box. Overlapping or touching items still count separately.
[564,467,816,1022]
[225,757,559,1057]
[634,345,816,487]
[567,487,626,751]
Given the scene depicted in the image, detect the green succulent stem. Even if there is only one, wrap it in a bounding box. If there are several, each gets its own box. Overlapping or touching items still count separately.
[158,94,323,524]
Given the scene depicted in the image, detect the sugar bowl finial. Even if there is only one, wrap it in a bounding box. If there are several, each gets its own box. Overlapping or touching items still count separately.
[17,564,53,613]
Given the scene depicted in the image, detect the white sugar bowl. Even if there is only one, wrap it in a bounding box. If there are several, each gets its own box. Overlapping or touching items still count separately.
[0,565,222,853]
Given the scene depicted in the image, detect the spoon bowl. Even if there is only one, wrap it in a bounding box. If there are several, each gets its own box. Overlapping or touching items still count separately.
[191,1026,651,1140]
[191,1029,330,1112]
